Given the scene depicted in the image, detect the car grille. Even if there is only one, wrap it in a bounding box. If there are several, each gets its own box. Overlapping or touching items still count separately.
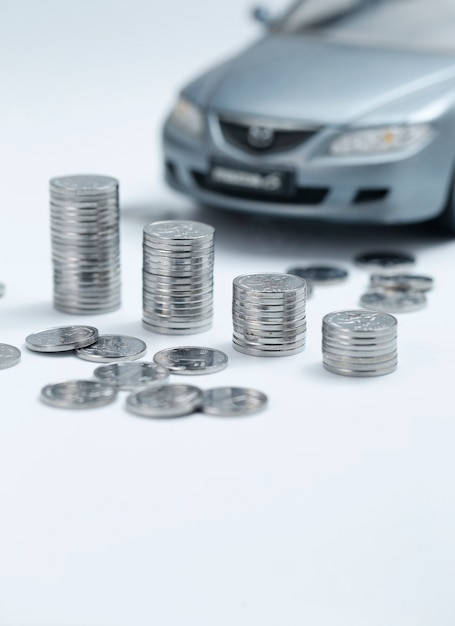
[218,117,320,155]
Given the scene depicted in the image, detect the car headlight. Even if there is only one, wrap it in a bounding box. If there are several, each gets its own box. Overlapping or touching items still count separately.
[169,97,205,139]
[328,124,432,156]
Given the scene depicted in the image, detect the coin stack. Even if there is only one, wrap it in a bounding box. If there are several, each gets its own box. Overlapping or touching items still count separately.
[322,309,398,376]
[232,273,307,356]
[142,220,215,334]
[50,174,121,314]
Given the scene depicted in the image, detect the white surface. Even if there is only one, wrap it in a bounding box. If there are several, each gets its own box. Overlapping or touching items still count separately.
[1,2,455,625]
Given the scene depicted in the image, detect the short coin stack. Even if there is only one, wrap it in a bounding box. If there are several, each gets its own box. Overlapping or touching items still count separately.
[232,273,307,356]
[50,174,121,314]
[322,309,398,377]
[142,220,215,334]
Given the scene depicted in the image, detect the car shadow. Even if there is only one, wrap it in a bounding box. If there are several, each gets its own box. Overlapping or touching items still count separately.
[122,199,453,263]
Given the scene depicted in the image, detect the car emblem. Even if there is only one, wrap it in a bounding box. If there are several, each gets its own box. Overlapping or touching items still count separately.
[247,125,275,149]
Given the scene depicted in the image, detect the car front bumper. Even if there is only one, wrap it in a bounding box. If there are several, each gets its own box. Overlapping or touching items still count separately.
[163,115,453,225]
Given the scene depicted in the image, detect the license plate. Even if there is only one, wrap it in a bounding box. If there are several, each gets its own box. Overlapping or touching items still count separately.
[209,161,294,196]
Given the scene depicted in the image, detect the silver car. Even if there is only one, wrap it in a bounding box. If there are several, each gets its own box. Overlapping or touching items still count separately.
[163,0,455,232]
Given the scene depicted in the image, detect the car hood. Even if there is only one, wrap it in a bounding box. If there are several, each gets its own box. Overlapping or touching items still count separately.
[183,35,455,125]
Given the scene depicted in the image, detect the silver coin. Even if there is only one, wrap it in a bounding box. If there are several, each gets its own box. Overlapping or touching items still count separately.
[354,250,415,270]
[0,344,21,369]
[322,352,398,368]
[75,335,147,362]
[201,387,268,416]
[142,320,212,335]
[369,273,434,292]
[126,384,203,417]
[287,265,348,285]
[233,273,306,296]
[322,310,397,335]
[323,360,398,377]
[153,346,228,375]
[25,325,99,352]
[143,220,214,242]
[232,339,305,357]
[0,283,5,298]
[360,290,426,313]
[93,361,169,390]
[41,380,118,409]
[50,174,119,195]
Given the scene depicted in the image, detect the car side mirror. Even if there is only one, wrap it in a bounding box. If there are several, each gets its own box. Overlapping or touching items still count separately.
[251,5,274,27]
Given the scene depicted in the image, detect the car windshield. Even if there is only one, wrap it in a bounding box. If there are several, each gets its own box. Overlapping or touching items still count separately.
[274,0,455,53]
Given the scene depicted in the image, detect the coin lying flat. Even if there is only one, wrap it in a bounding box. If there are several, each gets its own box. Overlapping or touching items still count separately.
[360,290,426,312]
[75,334,147,362]
[201,387,268,416]
[153,346,228,375]
[93,361,169,390]
[354,250,415,271]
[369,273,433,292]
[126,384,203,417]
[0,344,21,369]
[41,380,118,409]
[287,265,348,285]
[25,325,99,352]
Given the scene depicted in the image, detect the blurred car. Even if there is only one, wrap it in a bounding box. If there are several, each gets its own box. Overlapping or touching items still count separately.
[163,0,455,232]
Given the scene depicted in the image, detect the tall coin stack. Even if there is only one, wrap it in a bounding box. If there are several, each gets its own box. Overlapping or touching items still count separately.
[50,174,121,314]
[142,220,215,334]
[232,273,307,356]
[322,309,398,376]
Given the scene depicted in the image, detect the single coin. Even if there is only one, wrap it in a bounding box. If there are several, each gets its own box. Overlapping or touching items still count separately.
[153,346,228,375]
[41,380,118,409]
[126,384,203,417]
[0,344,21,369]
[287,265,348,285]
[233,273,306,295]
[201,387,268,416]
[93,361,169,390]
[75,334,147,362]
[369,273,433,292]
[0,283,5,297]
[354,250,415,270]
[322,310,397,334]
[143,220,214,242]
[50,174,119,195]
[25,325,99,352]
[360,290,426,312]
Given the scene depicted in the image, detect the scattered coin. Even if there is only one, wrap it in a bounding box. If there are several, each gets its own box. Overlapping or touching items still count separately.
[360,289,426,312]
[354,250,415,271]
[126,383,203,417]
[25,325,99,352]
[0,344,21,369]
[153,346,228,375]
[75,334,147,362]
[93,361,169,390]
[287,265,348,285]
[201,387,268,416]
[40,380,118,409]
[369,273,433,292]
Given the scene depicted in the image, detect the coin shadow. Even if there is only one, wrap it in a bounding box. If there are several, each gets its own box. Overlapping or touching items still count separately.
[126,410,196,422]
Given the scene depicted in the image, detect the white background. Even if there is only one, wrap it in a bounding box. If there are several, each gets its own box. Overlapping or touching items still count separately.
[1,1,455,625]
